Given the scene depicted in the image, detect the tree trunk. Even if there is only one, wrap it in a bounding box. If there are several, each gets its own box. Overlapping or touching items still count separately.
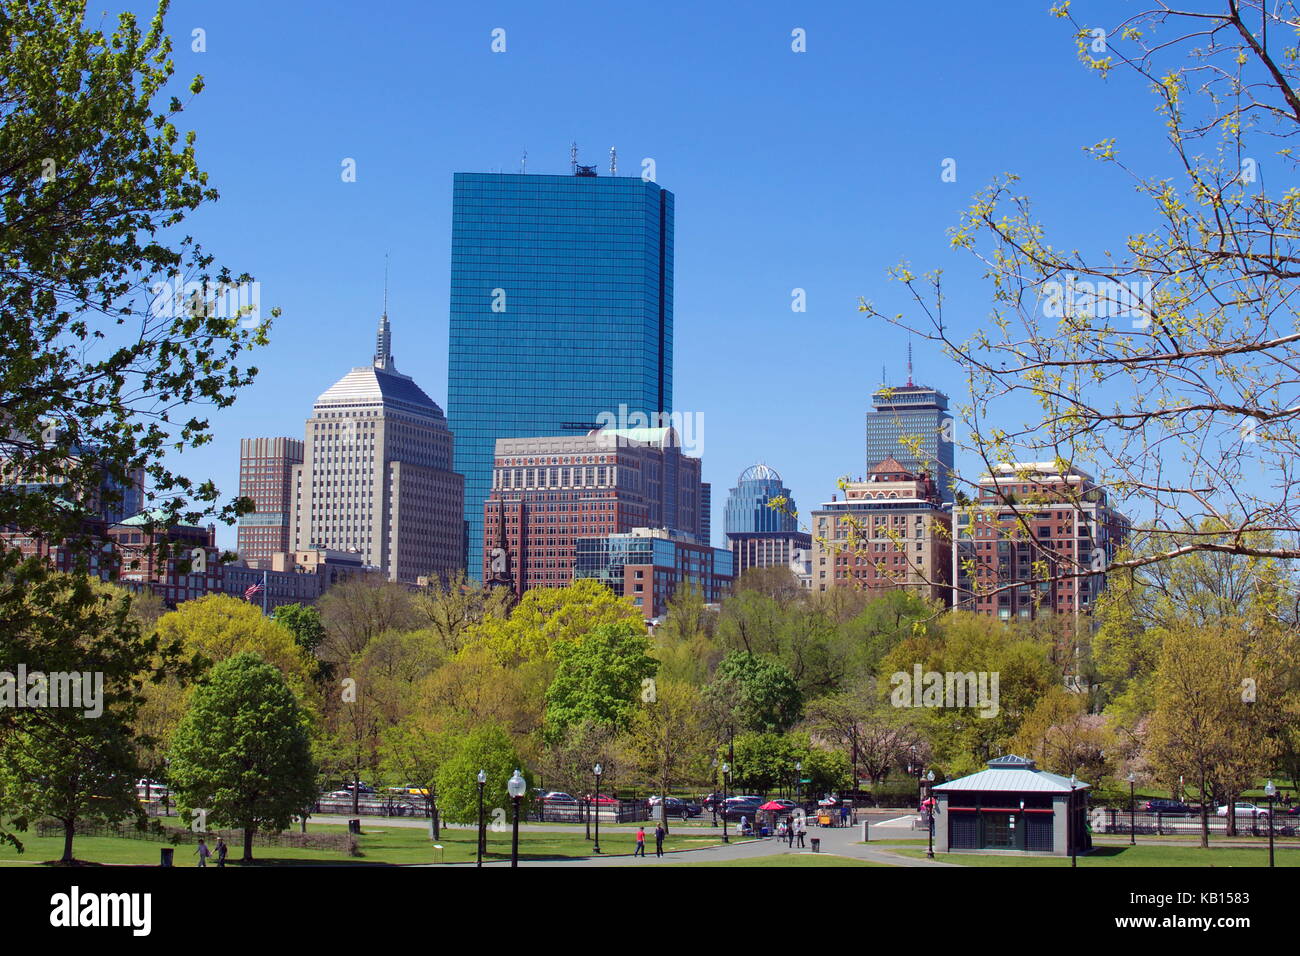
[61,819,75,864]
[1198,777,1209,849]
[243,826,255,862]
[431,802,440,839]
[352,771,360,815]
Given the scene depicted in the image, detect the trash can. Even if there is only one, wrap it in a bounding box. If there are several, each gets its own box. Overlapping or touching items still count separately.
[810,838,820,853]
[160,847,174,867]
[348,818,361,834]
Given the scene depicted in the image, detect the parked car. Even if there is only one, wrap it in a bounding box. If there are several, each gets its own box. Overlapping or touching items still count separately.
[588,793,619,806]
[1216,802,1270,818]
[543,791,578,804]
[1142,799,1194,815]
[722,796,763,820]
[655,796,703,819]
[1286,804,1300,817]
[701,792,728,811]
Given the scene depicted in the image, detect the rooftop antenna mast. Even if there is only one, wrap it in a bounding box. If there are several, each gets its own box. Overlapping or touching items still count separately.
[609,146,617,176]
[907,339,914,386]
[570,142,578,174]
[520,147,527,173]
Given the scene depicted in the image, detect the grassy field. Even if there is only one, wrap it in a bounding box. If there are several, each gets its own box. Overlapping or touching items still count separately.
[890,844,1300,867]
[659,853,888,867]
[0,823,732,866]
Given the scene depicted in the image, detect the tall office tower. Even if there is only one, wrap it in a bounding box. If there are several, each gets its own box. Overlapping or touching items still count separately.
[482,426,702,594]
[724,463,798,534]
[866,357,955,504]
[952,462,1130,623]
[809,458,951,603]
[448,170,674,580]
[723,463,810,576]
[237,437,304,565]
[292,314,464,583]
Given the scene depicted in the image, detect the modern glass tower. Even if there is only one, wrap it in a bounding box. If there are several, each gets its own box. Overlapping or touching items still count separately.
[448,171,674,579]
[724,463,798,534]
[866,381,955,504]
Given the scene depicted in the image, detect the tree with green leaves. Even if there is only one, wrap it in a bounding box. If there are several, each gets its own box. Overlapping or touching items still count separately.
[0,560,187,859]
[169,653,316,861]
[543,621,658,743]
[627,679,709,832]
[272,603,326,658]
[379,712,453,837]
[434,724,529,828]
[0,0,274,548]
[705,650,802,735]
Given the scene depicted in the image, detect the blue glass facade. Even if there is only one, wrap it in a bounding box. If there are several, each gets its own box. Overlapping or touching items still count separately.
[448,173,674,578]
[865,385,955,503]
[723,463,798,534]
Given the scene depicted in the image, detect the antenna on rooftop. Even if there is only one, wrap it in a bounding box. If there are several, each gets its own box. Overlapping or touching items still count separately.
[610,146,617,175]
[570,142,578,175]
[907,339,914,386]
[521,147,527,174]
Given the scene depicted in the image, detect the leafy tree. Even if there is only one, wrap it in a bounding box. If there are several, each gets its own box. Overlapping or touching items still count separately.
[538,719,626,800]
[0,562,185,858]
[705,651,802,734]
[272,603,326,657]
[543,621,658,742]
[169,653,317,861]
[1009,686,1115,783]
[0,0,273,547]
[627,679,709,832]
[802,684,925,785]
[154,594,311,686]
[434,724,528,828]
[1146,623,1276,846]
[468,579,642,666]
[725,732,802,794]
[379,712,454,837]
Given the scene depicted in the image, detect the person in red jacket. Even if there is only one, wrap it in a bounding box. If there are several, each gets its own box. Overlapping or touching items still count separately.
[634,826,647,857]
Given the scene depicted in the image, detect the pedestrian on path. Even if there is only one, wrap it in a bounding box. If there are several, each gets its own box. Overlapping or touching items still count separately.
[787,817,795,847]
[796,820,806,848]
[655,823,665,857]
[215,837,228,867]
[195,838,211,867]
[634,826,646,857]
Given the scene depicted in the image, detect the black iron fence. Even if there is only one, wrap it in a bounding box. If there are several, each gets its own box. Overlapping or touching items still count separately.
[1095,808,1300,837]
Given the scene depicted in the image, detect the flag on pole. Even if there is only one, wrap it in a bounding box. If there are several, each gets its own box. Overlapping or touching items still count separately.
[244,582,264,601]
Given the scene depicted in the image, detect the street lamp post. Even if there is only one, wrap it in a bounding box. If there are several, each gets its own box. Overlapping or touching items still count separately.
[926,770,936,859]
[1127,772,1136,846]
[1070,774,1078,868]
[722,762,731,844]
[508,769,526,868]
[476,769,486,868]
[795,761,803,806]
[710,757,719,827]
[1265,779,1276,868]
[592,763,603,854]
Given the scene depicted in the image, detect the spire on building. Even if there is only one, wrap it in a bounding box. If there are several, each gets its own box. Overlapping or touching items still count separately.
[907,339,914,387]
[375,256,395,372]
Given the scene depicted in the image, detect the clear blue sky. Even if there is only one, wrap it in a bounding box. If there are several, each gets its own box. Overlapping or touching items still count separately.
[130,0,1174,548]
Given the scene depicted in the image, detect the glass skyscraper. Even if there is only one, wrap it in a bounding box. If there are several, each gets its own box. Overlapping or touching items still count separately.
[724,463,798,534]
[865,383,955,503]
[448,172,674,579]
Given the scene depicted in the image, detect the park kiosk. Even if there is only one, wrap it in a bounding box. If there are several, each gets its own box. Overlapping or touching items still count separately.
[931,755,1091,858]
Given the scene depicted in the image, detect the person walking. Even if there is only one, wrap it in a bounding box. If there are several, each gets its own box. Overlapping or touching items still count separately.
[654,823,665,858]
[634,826,646,857]
[787,816,795,847]
[796,819,806,848]
[215,837,228,868]
[195,838,211,867]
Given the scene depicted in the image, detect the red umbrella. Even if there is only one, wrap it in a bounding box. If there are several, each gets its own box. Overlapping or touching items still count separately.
[758,800,788,812]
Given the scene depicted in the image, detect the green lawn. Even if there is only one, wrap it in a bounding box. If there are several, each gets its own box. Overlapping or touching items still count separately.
[0,823,730,866]
[890,844,1300,867]
[660,853,889,867]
